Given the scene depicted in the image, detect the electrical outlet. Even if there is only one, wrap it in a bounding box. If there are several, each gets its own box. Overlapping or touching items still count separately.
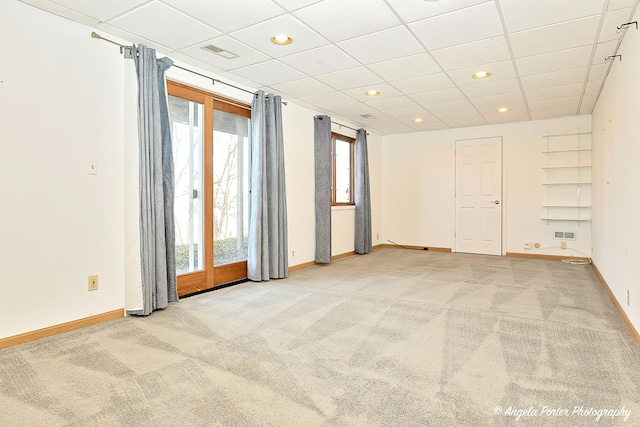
[628,289,630,306]
[291,250,295,258]
[534,242,541,249]
[376,233,379,240]
[560,241,567,250]
[524,241,532,250]
[88,275,98,291]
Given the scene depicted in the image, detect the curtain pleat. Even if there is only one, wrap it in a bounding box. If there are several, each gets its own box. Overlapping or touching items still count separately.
[131,45,177,315]
[314,116,332,263]
[248,91,288,281]
[355,129,372,254]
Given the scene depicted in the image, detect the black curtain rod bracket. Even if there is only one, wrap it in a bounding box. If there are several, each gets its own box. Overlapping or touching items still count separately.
[617,21,638,31]
[605,54,622,62]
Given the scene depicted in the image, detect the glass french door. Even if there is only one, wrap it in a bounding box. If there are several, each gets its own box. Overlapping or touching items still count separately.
[167,81,251,296]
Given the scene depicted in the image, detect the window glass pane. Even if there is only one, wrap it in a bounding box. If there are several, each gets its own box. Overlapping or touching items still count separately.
[335,139,352,203]
[169,96,204,275]
[213,109,251,266]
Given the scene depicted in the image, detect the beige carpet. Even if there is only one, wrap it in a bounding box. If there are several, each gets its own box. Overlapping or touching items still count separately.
[1,249,639,426]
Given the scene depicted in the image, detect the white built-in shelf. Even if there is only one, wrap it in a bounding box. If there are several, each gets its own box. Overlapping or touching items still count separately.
[542,205,591,208]
[542,182,591,185]
[541,217,592,222]
[542,148,591,153]
[542,131,592,225]
[542,165,591,169]
[542,131,592,138]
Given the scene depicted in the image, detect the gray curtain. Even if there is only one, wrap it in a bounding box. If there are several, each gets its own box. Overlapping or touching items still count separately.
[355,128,372,254]
[314,115,332,263]
[131,44,178,315]
[248,91,288,281]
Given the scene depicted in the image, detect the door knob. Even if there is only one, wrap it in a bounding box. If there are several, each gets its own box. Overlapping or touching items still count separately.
[490,200,500,205]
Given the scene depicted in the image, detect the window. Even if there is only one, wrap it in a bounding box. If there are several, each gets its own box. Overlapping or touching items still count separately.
[332,133,355,205]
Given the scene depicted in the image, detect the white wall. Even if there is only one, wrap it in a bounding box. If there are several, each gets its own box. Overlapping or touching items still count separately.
[0,1,127,338]
[591,6,640,333]
[382,115,592,256]
[0,1,384,337]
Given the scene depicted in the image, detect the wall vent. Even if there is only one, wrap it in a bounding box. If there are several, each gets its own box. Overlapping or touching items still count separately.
[554,231,576,240]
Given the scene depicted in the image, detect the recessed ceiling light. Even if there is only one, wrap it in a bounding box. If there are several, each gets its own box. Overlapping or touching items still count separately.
[365,90,380,96]
[472,71,491,79]
[271,34,292,45]
[498,107,509,113]
[413,117,424,123]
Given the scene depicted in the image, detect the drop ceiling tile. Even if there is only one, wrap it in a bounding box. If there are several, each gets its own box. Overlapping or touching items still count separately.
[95,23,171,52]
[163,0,284,33]
[448,60,516,87]
[478,102,528,118]
[485,111,530,124]
[279,45,359,76]
[468,91,525,108]
[408,121,450,131]
[515,45,592,76]
[316,67,384,90]
[363,96,418,111]
[409,2,503,50]
[593,40,619,64]
[509,16,600,58]
[230,15,328,58]
[217,72,262,92]
[525,83,584,101]
[330,103,385,118]
[337,26,424,65]
[531,106,578,119]
[107,1,221,50]
[294,0,400,42]
[342,83,403,101]
[53,0,148,21]
[436,109,484,121]
[500,0,605,32]
[364,119,414,135]
[230,60,307,86]
[168,52,224,75]
[585,80,603,94]
[410,88,466,105]
[391,73,455,95]
[385,0,488,24]
[300,91,358,109]
[460,78,521,98]
[384,107,439,122]
[271,78,334,98]
[368,53,442,81]
[177,35,270,71]
[271,0,322,11]
[599,8,634,42]
[608,0,637,11]
[579,94,598,114]
[431,36,511,70]
[423,99,474,113]
[529,96,580,112]
[588,63,610,80]
[441,116,487,128]
[522,68,588,90]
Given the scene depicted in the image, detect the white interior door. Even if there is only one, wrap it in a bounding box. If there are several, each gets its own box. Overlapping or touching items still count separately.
[455,137,503,255]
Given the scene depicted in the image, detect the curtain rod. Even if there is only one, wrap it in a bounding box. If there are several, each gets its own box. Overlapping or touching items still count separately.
[90,32,286,105]
[315,115,368,135]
